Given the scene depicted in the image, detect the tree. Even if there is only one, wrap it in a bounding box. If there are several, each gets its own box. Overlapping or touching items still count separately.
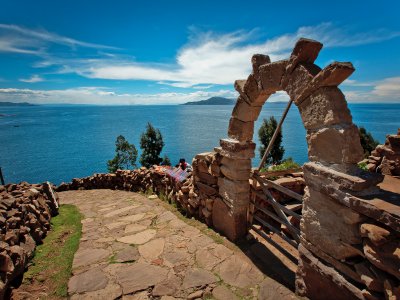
[107,135,138,173]
[140,123,165,168]
[258,116,285,165]
[359,126,379,158]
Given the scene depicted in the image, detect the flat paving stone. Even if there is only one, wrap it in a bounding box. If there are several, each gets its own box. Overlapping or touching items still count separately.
[73,248,111,268]
[115,262,169,294]
[117,229,156,245]
[68,267,109,294]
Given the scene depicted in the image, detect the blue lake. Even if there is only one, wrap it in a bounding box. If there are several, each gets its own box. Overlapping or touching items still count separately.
[1,103,399,184]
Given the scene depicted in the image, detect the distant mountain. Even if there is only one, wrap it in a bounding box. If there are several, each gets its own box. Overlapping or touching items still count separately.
[182,97,235,105]
[0,102,36,106]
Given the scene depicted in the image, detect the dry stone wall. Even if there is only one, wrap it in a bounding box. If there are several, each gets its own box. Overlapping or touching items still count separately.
[0,182,59,299]
[367,128,400,176]
[57,159,223,227]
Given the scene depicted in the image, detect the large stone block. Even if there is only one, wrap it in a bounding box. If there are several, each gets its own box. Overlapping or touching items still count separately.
[259,59,288,93]
[212,198,247,241]
[232,97,262,122]
[298,87,353,130]
[303,162,383,193]
[218,177,250,211]
[286,38,323,74]
[301,187,365,260]
[220,156,251,170]
[227,118,254,142]
[363,240,400,280]
[220,138,255,154]
[251,54,270,88]
[284,63,321,103]
[296,244,366,300]
[220,165,250,181]
[306,124,364,164]
[235,74,271,106]
[214,147,255,160]
[218,177,250,195]
[295,62,355,105]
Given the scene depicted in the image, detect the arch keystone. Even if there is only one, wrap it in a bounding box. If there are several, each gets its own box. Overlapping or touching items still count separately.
[286,38,323,74]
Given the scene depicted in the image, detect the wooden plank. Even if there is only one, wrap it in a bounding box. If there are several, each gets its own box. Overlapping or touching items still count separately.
[254,173,303,202]
[250,225,298,264]
[253,190,301,220]
[257,168,303,178]
[258,184,300,242]
[253,216,298,248]
[254,204,300,236]
[285,202,302,211]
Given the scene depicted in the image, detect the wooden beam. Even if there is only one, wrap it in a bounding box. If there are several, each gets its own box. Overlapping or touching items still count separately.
[254,203,300,236]
[256,168,302,178]
[254,173,303,202]
[253,190,301,220]
[253,216,298,248]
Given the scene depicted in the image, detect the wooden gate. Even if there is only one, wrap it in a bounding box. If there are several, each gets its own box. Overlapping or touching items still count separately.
[247,99,303,248]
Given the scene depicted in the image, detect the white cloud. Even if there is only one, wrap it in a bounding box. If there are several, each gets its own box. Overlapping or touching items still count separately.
[343,76,400,102]
[19,74,44,83]
[61,23,400,87]
[372,77,400,97]
[0,87,237,105]
[0,24,118,55]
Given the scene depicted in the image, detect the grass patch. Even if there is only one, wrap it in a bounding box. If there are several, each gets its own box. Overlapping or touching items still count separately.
[261,157,300,173]
[23,204,83,298]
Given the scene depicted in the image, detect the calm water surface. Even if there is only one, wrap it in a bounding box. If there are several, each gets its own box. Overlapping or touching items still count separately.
[1,103,399,184]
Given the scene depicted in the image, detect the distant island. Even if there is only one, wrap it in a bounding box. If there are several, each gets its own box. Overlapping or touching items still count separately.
[181,97,235,105]
[0,102,36,106]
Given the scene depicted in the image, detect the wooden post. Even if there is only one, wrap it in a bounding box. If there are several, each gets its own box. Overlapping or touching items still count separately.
[257,99,293,171]
[0,167,4,185]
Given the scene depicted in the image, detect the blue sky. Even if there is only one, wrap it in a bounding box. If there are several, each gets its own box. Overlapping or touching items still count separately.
[0,0,399,104]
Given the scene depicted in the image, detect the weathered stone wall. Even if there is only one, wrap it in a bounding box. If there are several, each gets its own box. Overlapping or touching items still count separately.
[367,128,400,176]
[0,182,59,298]
[56,162,222,227]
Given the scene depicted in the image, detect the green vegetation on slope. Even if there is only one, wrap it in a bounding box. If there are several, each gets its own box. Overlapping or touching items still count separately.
[23,204,82,298]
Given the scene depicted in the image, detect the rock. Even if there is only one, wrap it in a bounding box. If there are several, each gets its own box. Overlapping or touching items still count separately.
[187,290,203,299]
[296,244,366,300]
[68,267,109,294]
[115,262,168,294]
[306,124,364,165]
[212,198,247,241]
[258,277,297,300]
[259,60,288,93]
[298,87,352,130]
[117,229,156,245]
[301,187,364,260]
[360,223,391,246]
[232,98,262,122]
[227,117,254,142]
[363,240,400,280]
[115,246,140,263]
[182,268,217,289]
[212,285,238,300]
[73,248,111,268]
[217,255,264,288]
[138,238,165,261]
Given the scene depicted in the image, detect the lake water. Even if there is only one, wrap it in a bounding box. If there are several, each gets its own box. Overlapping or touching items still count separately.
[1,103,399,185]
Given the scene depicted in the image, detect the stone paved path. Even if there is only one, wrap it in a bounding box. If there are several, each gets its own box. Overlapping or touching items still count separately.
[60,190,297,300]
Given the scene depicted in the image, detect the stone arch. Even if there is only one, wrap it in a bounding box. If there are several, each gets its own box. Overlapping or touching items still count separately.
[213,38,380,242]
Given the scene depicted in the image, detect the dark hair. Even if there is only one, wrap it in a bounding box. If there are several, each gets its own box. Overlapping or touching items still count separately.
[179,158,185,163]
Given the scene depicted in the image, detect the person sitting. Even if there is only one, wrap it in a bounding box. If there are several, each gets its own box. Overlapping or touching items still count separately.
[176,158,187,170]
